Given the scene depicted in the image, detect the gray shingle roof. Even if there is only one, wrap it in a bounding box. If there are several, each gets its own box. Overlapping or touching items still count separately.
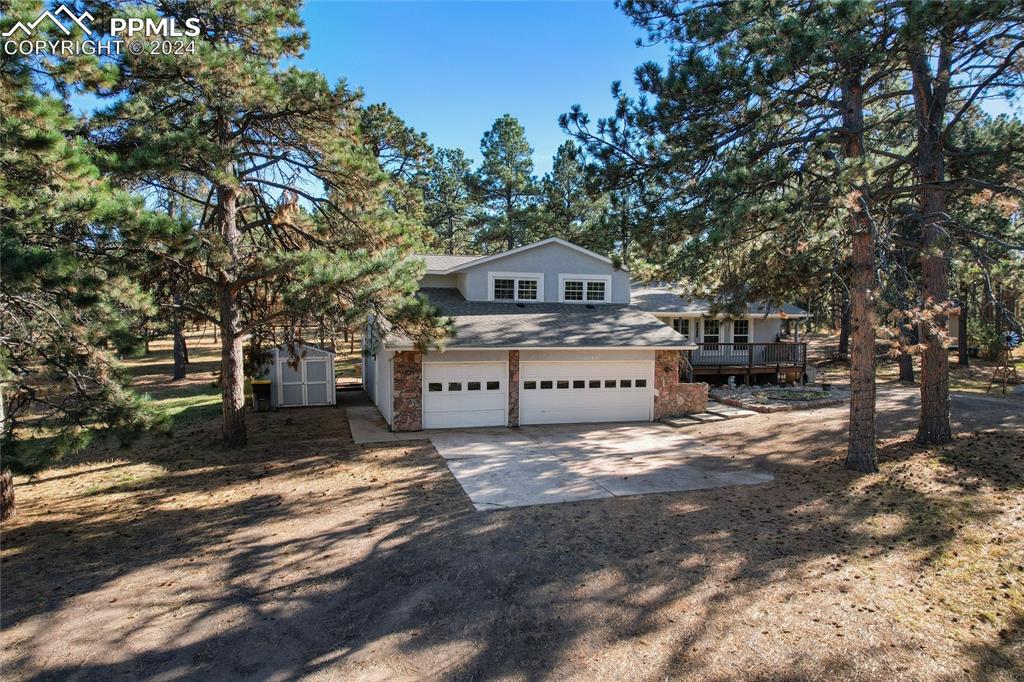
[631,287,808,317]
[389,288,694,349]
[413,254,483,273]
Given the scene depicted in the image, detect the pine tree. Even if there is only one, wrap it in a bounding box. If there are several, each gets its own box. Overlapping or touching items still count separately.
[471,114,538,251]
[361,103,434,226]
[567,0,900,471]
[899,2,1024,444]
[538,141,604,248]
[421,148,476,254]
[95,0,447,448]
[0,18,171,519]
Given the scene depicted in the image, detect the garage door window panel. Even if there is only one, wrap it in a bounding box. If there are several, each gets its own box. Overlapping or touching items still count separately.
[428,383,442,392]
[468,382,481,391]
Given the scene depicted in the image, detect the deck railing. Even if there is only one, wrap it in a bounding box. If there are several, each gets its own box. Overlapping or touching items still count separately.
[688,342,807,369]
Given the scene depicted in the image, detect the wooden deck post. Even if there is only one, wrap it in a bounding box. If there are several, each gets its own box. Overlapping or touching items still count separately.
[746,344,753,385]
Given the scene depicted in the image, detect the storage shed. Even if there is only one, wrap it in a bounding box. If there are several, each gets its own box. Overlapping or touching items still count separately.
[266,343,337,408]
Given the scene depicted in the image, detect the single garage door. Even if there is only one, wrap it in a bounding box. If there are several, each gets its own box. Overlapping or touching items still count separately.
[423,361,507,428]
[520,358,653,425]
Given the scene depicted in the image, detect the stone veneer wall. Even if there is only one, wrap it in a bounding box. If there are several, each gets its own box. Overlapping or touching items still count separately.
[391,351,422,432]
[507,350,520,427]
[654,349,709,418]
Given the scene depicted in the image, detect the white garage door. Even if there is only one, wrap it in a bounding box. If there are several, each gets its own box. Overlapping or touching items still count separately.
[423,362,507,428]
[520,359,653,425]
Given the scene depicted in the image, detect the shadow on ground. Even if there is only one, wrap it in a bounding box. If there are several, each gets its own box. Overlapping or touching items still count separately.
[3,381,1023,680]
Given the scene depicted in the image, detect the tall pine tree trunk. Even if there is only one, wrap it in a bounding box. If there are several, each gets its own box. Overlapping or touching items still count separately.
[219,289,246,448]
[215,153,247,448]
[911,45,952,445]
[838,299,851,355]
[172,289,187,381]
[842,77,878,473]
[0,398,12,522]
[0,467,13,523]
[958,298,969,367]
[899,318,916,382]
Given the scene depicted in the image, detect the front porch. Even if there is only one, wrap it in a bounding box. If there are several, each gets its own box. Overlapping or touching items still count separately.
[682,342,808,384]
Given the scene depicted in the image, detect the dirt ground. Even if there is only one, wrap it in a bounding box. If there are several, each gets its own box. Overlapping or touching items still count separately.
[2,338,1023,680]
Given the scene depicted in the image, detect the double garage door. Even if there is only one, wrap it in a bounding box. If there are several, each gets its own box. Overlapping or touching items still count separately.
[519,359,652,424]
[421,353,654,428]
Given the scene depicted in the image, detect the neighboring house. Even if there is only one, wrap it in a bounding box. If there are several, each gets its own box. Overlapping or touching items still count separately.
[630,285,810,383]
[363,238,706,431]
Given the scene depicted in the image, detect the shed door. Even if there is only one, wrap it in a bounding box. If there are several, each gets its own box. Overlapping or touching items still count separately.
[279,359,305,407]
[422,361,506,428]
[303,358,331,405]
[520,359,653,425]
[278,355,334,407]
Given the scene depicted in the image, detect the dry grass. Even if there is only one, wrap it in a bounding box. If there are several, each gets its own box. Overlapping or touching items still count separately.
[1,334,1022,680]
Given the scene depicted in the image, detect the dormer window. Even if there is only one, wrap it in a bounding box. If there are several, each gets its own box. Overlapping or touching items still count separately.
[559,274,611,303]
[489,272,543,301]
[493,278,515,300]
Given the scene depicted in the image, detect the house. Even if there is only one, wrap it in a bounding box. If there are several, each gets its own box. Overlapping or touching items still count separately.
[630,285,810,383]
[363,237,707,431]
[363,238,812,431]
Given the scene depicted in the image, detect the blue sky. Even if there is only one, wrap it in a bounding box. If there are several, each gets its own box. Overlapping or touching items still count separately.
[301,1,669,175]
[70,1,1018,175]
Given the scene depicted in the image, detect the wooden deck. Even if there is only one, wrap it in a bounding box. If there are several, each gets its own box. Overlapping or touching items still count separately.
[682,342,808,383]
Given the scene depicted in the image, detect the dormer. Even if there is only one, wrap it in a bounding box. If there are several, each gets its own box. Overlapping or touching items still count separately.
[414,238,631,304]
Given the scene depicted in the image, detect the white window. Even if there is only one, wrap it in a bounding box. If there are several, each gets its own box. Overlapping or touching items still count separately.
[489,272,543,302]
[672,318,690,337]
[564,280,584,301]
[704,319,720,346]
[558,274,612,303]
[493,278,514,300]
[733,319,749,347]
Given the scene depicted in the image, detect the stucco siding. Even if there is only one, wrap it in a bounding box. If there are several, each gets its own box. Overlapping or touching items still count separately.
[459,242,629,303]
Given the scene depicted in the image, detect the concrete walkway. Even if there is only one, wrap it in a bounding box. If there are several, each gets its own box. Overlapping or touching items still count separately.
[662,403,757,427]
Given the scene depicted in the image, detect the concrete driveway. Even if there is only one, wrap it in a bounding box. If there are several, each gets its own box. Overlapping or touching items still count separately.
[428,423,773,510]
